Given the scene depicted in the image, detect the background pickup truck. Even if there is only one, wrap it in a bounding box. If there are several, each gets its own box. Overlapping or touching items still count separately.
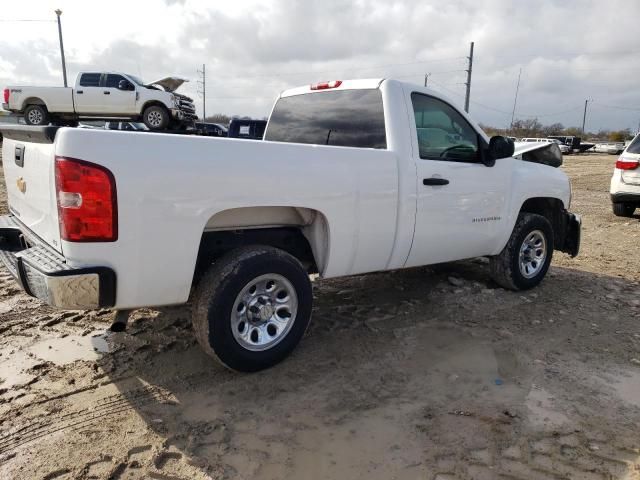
[0,78,581,372]
[2,72,197,130]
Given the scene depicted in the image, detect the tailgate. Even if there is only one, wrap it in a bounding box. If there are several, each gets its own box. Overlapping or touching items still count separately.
[1,125,62,252]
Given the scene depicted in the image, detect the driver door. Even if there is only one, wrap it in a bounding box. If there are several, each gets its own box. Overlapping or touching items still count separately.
[405,90,511,268]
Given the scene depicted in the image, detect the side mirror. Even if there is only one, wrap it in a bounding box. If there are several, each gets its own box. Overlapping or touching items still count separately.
[486,136,515,165]
[118,80,134,91]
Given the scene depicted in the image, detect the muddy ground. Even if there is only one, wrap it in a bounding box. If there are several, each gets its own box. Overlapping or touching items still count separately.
[1,153,640,480]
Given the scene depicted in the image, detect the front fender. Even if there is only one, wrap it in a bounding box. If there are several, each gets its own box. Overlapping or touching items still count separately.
[492,161,571,255]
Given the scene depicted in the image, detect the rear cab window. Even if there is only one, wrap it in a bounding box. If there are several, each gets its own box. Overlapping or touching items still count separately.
[264,89,387,149]
[79,73,101,87]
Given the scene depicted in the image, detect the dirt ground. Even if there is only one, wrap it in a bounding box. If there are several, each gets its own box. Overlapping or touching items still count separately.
[1,152,640,480]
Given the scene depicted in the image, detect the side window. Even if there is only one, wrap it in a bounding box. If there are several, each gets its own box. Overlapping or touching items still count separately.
[105,74,126,88]
[411,93,479,163]
[79,73,101,87]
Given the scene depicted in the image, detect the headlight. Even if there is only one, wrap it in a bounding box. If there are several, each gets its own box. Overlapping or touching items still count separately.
[171,95,179,107]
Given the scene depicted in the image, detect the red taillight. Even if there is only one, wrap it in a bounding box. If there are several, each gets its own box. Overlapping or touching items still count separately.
[55,157,117,242]
[616,157,639,170]
[3,88,9,104]
[310,80,342,90]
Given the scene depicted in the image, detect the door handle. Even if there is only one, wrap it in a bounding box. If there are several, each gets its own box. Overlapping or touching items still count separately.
[423,177,449,186]
[103,91,110,95]
[76,90,83,94]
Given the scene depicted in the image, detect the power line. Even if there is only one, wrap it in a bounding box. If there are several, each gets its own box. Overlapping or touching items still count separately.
[211,57,467,80]
[592,103,640,112]
[0,19,56,22]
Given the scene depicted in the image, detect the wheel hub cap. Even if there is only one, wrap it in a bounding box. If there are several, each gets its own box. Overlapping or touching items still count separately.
[519,229,547,279]
[148,111,162,127]
[231,273,298,352]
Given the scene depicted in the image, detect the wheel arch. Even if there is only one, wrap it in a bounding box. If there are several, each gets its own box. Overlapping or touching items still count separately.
[21,97,48,112]
[518,197,567,249]
[191,206,330,289]
[140,100,170,115]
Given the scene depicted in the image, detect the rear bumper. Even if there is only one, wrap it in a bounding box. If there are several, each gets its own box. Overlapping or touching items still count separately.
[0,215,116,309]
[560,211,581,258]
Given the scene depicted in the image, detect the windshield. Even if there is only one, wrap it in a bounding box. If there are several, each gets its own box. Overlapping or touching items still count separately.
[127,75,145,86]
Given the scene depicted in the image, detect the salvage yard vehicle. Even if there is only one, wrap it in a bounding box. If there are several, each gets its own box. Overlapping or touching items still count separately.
[610,133,640,217]
[2,72,197,130]
[0,78,581,372]
[227,119,267,140]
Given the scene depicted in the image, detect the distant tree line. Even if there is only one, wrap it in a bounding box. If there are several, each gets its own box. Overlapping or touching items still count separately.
[479,118,634,142]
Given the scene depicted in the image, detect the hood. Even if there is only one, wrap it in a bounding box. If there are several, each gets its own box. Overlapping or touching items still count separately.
[513,141,553,156]
[513,141,562,168]
[145,77,188,92]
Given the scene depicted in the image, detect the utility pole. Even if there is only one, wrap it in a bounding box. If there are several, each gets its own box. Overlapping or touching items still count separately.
[581,99,590,134]
[197,64,206,120]
[424,73,430,87]
[55,9,67,87]
[464,41,474,113]
[510,68,522,131]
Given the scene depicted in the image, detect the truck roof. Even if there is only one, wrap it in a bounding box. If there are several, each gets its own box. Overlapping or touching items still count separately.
[280,78,384,98]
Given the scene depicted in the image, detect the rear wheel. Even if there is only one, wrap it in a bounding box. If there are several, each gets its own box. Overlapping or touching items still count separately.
[142,105,170,130]
[192,246,313,372]
[612,202,636,217]
[24,104,49,126]
[490,213,554,291]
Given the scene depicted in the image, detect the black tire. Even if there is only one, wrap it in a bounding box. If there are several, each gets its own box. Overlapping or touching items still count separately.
[142,105,170,130]
[192,246,313,372]
[612,202,635,217]
[23,104,49,126]
[489,213,554,291]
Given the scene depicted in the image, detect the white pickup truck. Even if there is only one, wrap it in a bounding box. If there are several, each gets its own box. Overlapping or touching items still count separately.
[2,72,197,130]
[0,78,580,371]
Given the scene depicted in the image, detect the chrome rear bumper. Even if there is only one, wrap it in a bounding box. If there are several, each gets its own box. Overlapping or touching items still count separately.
[0,215,115,309]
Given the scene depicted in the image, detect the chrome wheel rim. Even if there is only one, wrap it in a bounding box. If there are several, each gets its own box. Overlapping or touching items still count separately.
[519,230,547,279]
[28,109,43,124]
[147,110,163,127]
[231,273,298,352]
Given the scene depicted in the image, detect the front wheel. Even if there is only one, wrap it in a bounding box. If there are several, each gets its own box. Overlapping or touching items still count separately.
[24,104,49,126]
[489,213,554,290]
[142,105,170,130]
[192,246,313,372]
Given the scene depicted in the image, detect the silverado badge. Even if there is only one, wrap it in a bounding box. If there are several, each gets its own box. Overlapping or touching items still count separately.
[16,177,27,194]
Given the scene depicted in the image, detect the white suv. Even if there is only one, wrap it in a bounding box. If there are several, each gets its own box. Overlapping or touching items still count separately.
[610,133,640,216]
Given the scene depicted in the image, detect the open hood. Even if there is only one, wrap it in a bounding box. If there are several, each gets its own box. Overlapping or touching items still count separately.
[145,77,188,92]
[513,141,563,168]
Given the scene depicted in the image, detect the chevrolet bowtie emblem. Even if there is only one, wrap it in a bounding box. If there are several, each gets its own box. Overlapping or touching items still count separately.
[16,177,27,194]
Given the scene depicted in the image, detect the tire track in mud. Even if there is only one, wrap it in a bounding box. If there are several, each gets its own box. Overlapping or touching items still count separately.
[0,384,176,455]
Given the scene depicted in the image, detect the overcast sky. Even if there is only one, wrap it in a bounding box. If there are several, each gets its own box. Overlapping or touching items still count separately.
[1,0,639,131]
